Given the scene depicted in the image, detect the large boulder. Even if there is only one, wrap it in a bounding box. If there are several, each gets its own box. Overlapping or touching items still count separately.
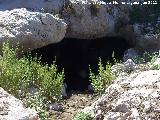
[0,8,67,52]
[0,87,38,120]
[82,70,160,119]
[62,0,130,39]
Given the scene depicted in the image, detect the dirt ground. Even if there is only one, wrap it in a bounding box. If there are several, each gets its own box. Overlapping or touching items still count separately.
[49,91,99,120]
[48,63,151,120]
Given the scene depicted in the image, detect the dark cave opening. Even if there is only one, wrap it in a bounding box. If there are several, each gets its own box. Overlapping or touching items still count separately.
[30,37,132,91]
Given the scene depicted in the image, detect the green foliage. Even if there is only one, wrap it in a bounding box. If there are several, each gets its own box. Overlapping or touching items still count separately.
[74,112,93,120]
[132,52,150,64]
[23,92,48,120]
[0,42,64,102]
[89,58,114,94]
[0,42,65,119]
[131,50,160,70]
[0,42,29,95]
[150,51,160,70]
[132,51,159,64]
[39,64,64,102]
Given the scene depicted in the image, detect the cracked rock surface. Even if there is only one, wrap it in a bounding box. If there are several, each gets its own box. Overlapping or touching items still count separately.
[0,8,67,52]
[82,70,160,120]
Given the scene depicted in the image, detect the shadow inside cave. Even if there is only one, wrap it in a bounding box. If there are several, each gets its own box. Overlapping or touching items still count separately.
[30,37,132,91]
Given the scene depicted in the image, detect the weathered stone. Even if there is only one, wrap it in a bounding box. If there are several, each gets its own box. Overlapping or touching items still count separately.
[82,70,160,119]
[0,8,67,52]
[48,103,63,112]
[111,63,125,77]
[63,0,130,39]
[123,59,136,71]
[0,87,38,120]
[123,48,142,62]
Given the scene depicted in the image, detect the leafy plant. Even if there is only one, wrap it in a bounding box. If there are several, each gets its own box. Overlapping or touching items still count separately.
[0,42,28,95]
[150,51,160,70]
[0,42,64,102]
[132,51,159,64]
[89,58,114,94]
[74,112,93,120]
[0,42,65,119]
[23,92,48,120]
[39,64,64,102]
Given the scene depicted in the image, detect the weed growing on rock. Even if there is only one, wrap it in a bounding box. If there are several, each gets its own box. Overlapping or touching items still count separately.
[89,58,114,94]
[74,111,93,120]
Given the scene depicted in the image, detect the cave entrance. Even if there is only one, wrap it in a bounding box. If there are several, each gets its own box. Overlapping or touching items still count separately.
[30,37,132,91]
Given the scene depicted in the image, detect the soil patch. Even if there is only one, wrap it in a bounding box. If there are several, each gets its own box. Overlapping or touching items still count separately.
[49,91,99,120]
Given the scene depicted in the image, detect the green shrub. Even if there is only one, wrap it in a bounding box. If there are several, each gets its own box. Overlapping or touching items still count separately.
[23,92,48,120]
[150,51,160,70]
[0,42,64,102]
[0,42,65,119]
[74,112,93,120]
[132,51,156,64]
[131,50,160,70]
[89,58,114,94]
[39,64,64,102]
[0,42,29,96]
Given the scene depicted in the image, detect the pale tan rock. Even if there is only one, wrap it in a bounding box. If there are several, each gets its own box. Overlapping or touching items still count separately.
[82,70,160,119]
[0,87,39,120]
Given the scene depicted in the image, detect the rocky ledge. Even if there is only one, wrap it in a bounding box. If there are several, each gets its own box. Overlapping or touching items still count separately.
[0,87,38,120]
[82,69,160,119]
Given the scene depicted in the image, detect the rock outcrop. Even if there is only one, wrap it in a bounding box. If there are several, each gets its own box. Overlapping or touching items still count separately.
[0,0,131,40]
[63,0,130,39]
[0,0,159,53]
[0,87,38,120]
[0,8,67,52]
[82,70,160,119]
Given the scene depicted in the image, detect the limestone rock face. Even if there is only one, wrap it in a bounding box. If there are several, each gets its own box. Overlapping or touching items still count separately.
[0,87,38,120]
[82,70,160,119]
[0,0,158,52]
[63,0,130,39]
[0,8,67,51]
[0,0,132,40]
